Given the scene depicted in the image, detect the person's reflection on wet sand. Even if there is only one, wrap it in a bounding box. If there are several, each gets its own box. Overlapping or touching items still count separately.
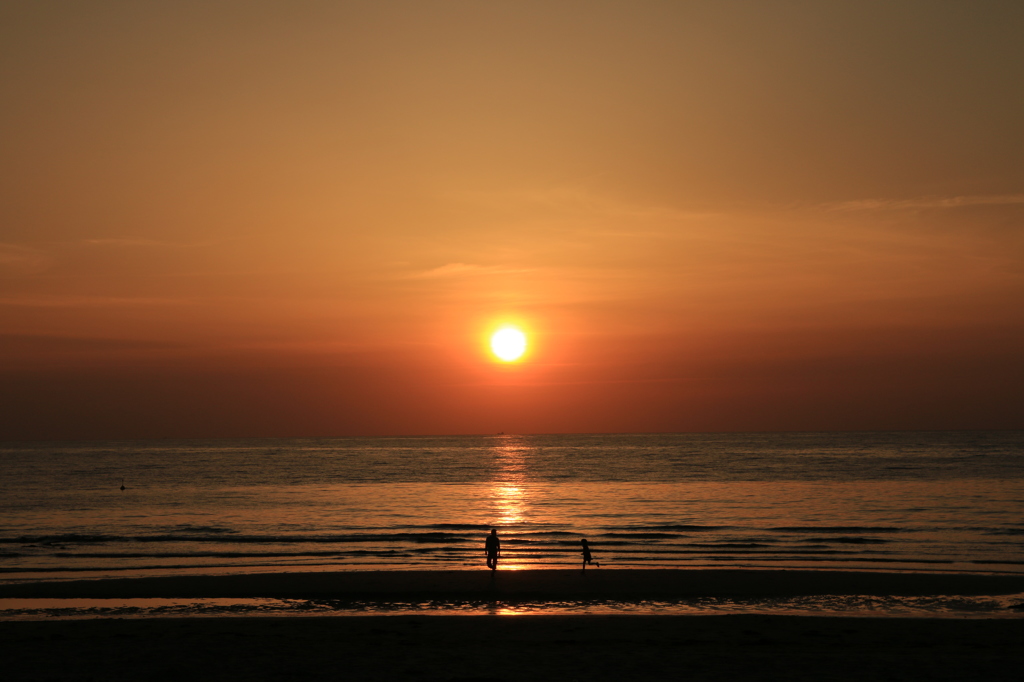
[485,528,501,570]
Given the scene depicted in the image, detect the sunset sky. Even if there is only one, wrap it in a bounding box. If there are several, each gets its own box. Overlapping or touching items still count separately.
[2,1,1022,439]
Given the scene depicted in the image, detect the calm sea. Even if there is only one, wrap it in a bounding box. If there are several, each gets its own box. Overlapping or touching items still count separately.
[1,432,1022,582]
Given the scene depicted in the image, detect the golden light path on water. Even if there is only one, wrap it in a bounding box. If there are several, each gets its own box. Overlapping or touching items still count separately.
[489,436,532,571]
[493,485,526,525]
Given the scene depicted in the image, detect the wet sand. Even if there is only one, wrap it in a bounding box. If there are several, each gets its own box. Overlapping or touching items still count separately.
[2,614,1022,681]
[3,570,1022,680]
[3,568,1024,600]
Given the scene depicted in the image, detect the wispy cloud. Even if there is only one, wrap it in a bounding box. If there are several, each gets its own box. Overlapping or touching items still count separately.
[0,243,50,273]
[79,237,215,248]
[827,194,1024,212]
[0,334,181,352]
[408,263,532,279]
[451,186,725,222]
[0,294,191,308]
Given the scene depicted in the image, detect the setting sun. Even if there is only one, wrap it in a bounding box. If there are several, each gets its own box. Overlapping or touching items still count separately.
[490,327,527,362]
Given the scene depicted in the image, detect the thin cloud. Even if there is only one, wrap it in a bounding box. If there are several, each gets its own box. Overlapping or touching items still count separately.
[827,194,1024,212]
[0,243,50,273]
[451,186,726,222]
[79,237,215,248]
[79,236,241,249]
[409,263,532,279]
[82,238,170,246]
[0,334,181,352]
[0,294,191,308]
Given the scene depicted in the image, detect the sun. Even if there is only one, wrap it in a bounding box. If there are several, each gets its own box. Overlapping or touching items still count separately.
[490,327,527,362]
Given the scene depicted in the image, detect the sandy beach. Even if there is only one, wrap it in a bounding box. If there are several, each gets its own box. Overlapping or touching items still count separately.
[2,569,1022,680]
[2,614,1022,681]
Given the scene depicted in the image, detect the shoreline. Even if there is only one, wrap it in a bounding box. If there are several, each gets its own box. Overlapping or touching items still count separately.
[4,569,1022,679]
[3,568,1023,600]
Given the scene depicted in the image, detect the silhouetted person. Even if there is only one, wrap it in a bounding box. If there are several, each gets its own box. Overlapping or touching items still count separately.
[581,538,599,571]
[119,478,125,492]
[485,528,501,570]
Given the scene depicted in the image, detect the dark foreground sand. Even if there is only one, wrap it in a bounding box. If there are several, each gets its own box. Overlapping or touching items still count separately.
[3,614,1023,681]
[3,570,1022,681]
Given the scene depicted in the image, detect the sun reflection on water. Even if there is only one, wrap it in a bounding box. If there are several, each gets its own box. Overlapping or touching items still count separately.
[489,436,532,558]
[493,485,526,525]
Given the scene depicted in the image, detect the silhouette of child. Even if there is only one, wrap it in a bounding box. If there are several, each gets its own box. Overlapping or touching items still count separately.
[581,538,599,570]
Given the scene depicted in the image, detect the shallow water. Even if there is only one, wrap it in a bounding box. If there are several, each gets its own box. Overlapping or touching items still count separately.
[2,432,1022,581]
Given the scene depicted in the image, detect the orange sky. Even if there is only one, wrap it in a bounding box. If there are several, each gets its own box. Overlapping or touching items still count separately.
[2,1,1022,439]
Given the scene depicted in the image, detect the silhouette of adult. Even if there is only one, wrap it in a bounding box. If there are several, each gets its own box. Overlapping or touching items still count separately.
[485,528,501,570]
[581,538,599,571]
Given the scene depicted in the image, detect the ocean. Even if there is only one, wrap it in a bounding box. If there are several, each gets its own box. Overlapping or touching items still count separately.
[2,431,1022,584]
